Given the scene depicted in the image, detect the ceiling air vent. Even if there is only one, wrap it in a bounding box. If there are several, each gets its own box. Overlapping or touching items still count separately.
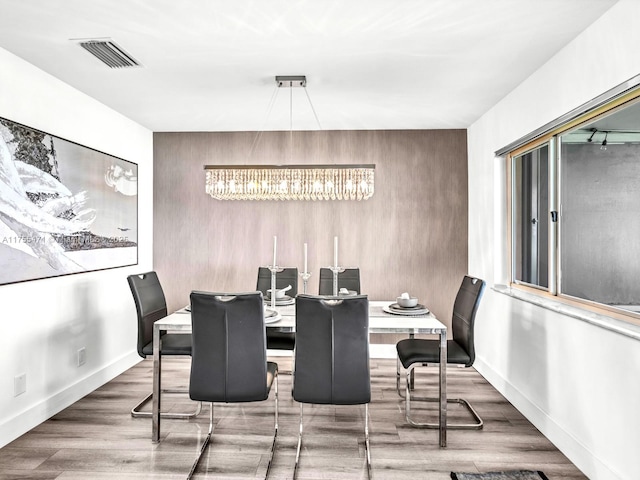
[78,39,141,68]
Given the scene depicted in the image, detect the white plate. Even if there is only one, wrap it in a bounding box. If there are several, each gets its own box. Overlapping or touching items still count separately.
[264,296,295,306]
[383,304,429,316]
[264,308,282,324]
[389,302,427,311]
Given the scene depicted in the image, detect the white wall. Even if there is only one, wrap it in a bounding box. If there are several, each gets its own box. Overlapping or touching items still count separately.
[468,1,640,479]
[0,47,153,447]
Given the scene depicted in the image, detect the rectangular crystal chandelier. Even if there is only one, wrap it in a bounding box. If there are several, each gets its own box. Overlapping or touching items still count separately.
[204,76,375,200]
[204,164,375,201]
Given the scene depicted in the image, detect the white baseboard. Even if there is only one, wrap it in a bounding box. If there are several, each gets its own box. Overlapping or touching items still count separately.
[473,357,623,480]
[0,351,141,449]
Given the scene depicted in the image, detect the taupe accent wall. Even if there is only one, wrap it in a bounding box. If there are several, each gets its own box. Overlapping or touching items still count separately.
[153,130,467,336]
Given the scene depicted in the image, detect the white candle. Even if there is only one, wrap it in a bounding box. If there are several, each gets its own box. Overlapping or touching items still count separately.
[334,236,338,267]
[304,243,308,274]
[273,236,277,266]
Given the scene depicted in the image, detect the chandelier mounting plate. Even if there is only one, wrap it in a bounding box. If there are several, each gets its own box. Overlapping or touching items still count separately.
[276,75,306,87]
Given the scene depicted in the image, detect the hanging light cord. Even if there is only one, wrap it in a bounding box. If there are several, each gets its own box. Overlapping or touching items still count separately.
[247,83,280,160]
[248,78,322,164]
[303,85,323,130]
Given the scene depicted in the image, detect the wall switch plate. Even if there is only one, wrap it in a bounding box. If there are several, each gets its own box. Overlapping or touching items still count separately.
[77,347,86,366]
[14,373,26,396]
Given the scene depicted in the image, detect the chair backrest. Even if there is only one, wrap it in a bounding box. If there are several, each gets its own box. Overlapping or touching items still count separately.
[256,267,299,296]
[127,271,168,358]
[318,267,361,295]
[451,276,485,366]
[189,291,269,403]
[293,294,370,405]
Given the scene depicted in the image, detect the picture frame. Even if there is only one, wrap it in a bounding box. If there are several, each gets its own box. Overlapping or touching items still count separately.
[0,116,138,285]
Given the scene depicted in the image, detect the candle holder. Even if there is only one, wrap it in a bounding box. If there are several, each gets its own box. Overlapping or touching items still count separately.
[328,265,345,296]
[299,272,312,294]
[267,265,284,310]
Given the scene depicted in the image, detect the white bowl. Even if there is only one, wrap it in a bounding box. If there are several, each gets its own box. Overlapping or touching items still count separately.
[396,296,418,308]
[339,289,357,296]
[267,288,286,299]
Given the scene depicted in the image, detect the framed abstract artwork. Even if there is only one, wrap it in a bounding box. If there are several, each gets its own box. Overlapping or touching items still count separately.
[0,116,138,285]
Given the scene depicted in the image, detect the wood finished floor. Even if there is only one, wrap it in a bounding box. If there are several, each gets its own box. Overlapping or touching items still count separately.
[0,358,588,480]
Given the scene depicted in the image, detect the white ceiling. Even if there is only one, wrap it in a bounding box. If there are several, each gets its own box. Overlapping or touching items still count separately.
[0,0,618,132]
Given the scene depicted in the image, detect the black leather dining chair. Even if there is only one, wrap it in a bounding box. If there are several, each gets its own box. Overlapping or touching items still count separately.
[187,291,278,480]
[127,271,201,419]
[293,294,371,479]
[318,267,361,295]
[396,275,485,429]
[256,266,299,296]
[256,266,298,351]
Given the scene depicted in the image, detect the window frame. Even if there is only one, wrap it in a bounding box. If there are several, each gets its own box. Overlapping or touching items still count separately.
[504,88,640,326]
[509,138,555,293]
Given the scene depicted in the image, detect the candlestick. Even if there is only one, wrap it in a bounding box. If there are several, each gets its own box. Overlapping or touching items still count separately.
[304,242,308,274]
[300,271,312,294]
[270,267,276,310]
[334,236,338,267]
[273,235,277,267]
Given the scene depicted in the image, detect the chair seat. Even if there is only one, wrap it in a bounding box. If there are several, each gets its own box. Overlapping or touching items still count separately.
[396,338,472,368]
[267,332,295,350]
[141,333,192,357]
[266,361,278,389]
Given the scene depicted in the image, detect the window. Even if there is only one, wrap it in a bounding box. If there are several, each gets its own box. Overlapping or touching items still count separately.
[512,143,550,289]
[507,90,640,321]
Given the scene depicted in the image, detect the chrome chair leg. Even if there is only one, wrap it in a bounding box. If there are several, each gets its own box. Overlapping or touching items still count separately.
[265,370,279,479]
[396,357,415,398]
[402,365,482,430]
[294,403,372,480]
[364,403,372,480]
[187,402,215,480]
[293,403,304,480]
[131,390,202,419]
[187,375,279,480]
[396,357,403,397]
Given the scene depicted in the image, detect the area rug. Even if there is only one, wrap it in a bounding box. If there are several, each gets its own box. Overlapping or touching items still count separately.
[451,471,549,480]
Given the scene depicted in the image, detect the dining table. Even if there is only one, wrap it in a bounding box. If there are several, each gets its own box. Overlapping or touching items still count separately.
[151,299,448,446]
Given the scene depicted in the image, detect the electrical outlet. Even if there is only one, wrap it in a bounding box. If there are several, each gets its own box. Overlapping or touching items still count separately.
[14,373,26,396]
[77,347,86,367]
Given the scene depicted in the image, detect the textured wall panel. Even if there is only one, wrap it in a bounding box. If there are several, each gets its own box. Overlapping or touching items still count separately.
[154,130,467,336]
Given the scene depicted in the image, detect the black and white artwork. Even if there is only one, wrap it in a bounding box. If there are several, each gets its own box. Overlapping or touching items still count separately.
[0,116,138,285]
